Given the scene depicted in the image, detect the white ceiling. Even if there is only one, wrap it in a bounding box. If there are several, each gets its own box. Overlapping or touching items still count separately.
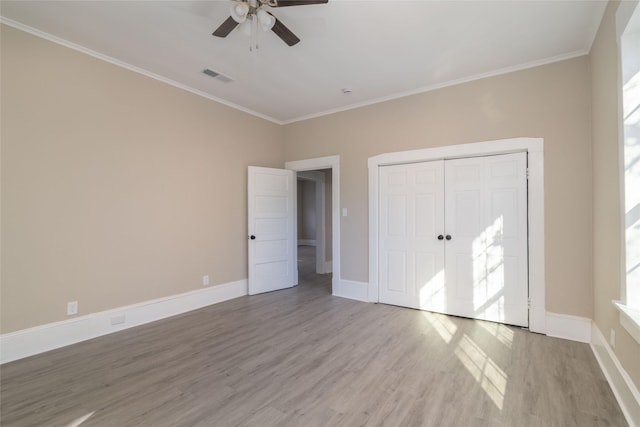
[1,0,607,124]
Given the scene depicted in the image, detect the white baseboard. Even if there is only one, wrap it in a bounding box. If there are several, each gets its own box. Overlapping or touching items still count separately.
[333,279,369,302]
[324,261,332,273]
[297,239,316,246]
[591,324,640,427]
[545,312,592,343]
[0,280,247,364]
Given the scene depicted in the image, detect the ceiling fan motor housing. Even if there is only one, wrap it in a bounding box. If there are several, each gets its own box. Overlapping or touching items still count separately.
[213,0,329,46]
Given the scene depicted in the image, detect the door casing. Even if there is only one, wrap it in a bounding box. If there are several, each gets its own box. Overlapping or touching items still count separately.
[286,156,341,292]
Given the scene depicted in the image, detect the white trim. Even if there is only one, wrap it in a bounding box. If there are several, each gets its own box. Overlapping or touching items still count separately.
[0,17,282,125]
[614,301,640,345]
[287,155,339,172]
[297,239,317,247]
[368,137,546,334]
[334,280,369,303]
[324,261,333,274]
[616,1,637,306]
[591,324,640,427]
[545,312,592,343]
[617,0,640,333]
[528,145,546,333]
[0,280,247,364]
[286,156,340,292]
[282,52,587,125]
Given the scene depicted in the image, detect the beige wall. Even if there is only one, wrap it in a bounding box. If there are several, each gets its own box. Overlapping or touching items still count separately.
[0,25,284,333]
[590,1,640,390]
[284,56,593,318]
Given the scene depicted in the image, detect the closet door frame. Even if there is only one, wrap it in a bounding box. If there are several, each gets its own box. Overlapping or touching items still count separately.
[368,137,545,334]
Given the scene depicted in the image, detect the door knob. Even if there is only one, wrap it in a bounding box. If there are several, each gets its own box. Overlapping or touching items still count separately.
[249,235,256,240]
[445,235,452,240]
[437,235,444,240]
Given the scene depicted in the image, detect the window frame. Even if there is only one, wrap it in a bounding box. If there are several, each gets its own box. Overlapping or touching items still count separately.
[614,0,640,345]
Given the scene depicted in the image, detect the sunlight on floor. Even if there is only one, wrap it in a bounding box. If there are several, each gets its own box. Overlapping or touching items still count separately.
[473,216,505,321]
[478,321,515,349]
[454,334,508,410]
[423,311,509,409]
[424,311,458,344]
[66,411,95,427]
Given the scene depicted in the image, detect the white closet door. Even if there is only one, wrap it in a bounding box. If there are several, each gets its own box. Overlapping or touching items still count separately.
[444,153,528,326]
[379,161,445,309]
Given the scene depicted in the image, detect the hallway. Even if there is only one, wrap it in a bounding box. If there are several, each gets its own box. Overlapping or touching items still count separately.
[297,245,331,293]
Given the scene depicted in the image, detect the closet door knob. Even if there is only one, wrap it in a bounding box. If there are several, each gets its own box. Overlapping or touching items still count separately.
[249,235,256,240]
[437,235,444,240]
[445,235,452,240]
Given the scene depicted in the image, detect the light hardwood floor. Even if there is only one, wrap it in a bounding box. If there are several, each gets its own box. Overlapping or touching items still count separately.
[0,247,626,426]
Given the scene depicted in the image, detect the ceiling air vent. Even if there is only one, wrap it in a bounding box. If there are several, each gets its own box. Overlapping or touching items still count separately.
[202,68,233,83]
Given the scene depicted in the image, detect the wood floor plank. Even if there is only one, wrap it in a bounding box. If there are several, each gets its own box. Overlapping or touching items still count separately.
[0,246,627,426]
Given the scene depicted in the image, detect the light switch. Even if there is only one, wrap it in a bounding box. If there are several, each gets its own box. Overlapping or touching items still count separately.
[342,208,348,217]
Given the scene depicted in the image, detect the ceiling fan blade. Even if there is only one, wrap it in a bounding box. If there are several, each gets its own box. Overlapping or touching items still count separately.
[273,0,328,6]
[271,16,301,46]
[212,16,238,38]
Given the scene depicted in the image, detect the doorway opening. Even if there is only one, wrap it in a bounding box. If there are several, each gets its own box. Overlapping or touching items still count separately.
[297,169,333,289]
[286,156,340,295]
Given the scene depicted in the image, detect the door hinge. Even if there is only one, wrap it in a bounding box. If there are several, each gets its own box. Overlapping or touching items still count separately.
[526,168,530,179]
[527,298,531,308]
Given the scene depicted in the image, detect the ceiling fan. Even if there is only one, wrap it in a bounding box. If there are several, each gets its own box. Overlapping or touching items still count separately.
[212,0,328,47]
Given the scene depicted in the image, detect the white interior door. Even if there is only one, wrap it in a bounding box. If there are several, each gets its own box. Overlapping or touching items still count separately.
[379,161,445,309]
[445,153,528,326]
[378,152,528,327]
[248,166,297,295]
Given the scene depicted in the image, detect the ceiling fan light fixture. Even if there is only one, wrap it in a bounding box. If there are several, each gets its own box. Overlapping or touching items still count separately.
[230,2,249,24]
[257,9,276,31]
[213,0,328,47]
[239,18,253,36]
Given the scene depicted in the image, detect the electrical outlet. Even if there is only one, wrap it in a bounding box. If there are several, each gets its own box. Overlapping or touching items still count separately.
[203,275,210,286]
[610,329,616,348]
[67,301,78,316]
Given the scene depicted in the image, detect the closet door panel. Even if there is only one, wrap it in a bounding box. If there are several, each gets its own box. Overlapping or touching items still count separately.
[446,162,483,319]
[379,161,445,309]
[445,153,528,327]
[386,251,408,293]
[485,154,529,326]
[416,251,446,311]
